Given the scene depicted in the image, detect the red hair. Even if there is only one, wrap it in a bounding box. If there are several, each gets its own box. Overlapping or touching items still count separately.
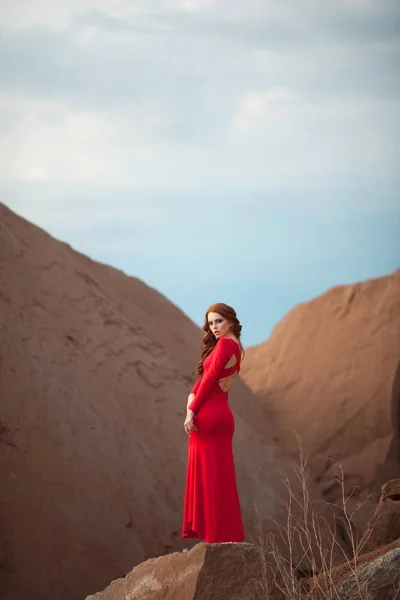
[195,303,244,377]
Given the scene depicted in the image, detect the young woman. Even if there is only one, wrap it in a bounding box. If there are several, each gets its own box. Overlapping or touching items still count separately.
[181,303,245,543]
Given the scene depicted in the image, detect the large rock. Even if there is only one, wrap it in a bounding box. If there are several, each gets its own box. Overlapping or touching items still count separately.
[308,539,400,600]
[84,542,271,600]
[0,204,307,600]
[357,479,400,555]
[87,514,400,600]
[306,480,400,599]
[241,271,400,517]
[331,545,400,600]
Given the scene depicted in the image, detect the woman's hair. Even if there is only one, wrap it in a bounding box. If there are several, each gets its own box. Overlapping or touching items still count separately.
[195,303,244,377]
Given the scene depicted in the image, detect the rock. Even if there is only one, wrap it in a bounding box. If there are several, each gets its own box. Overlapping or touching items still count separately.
[357,479,400,555]
[327,541,400,600]
[307,539,400,599]
[84,542,268,600]
[88,528,400,600]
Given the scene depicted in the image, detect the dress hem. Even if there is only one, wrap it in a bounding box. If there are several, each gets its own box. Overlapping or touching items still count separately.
[181,530,245,543]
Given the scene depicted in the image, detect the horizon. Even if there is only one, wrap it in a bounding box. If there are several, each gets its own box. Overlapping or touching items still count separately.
[3,200,398,348]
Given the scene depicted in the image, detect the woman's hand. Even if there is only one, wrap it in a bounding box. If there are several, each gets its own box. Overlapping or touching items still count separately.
[184,409,198,435]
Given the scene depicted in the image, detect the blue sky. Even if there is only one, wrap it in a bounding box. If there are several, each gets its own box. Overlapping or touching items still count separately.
[1,0,399,346]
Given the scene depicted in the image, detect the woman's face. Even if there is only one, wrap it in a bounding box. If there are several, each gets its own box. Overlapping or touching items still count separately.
[207,311,231,339]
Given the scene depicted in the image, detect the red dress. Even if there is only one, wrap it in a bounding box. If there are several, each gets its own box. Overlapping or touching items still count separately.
[181,337,245,543]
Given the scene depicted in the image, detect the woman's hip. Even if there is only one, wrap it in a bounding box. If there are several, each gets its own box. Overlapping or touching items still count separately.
[194,402,234,434]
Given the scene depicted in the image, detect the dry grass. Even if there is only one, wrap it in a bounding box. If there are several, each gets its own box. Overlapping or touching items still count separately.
[247,447,392,600]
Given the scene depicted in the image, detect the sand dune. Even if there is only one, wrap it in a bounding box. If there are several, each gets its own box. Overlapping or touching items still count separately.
[241,268,400,517]
[0,204,295,600]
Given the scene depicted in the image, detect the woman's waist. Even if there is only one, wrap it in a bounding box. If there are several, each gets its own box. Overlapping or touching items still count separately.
[196,396,231,413]
[208,389,229,400]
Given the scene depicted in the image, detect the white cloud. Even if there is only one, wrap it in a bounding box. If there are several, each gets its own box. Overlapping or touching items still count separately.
[0,93,170,185]
[65,112,119,140]
[161,0,218,10]
[230,88,295,133]
[0,0,398,202]
[0,0,141,30]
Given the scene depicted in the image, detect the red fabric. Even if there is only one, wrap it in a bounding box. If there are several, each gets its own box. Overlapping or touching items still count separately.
[190,376,201,396]
[182,337,245,543]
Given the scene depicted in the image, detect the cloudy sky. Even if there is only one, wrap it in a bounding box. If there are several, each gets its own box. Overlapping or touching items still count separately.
[1,0,399,346]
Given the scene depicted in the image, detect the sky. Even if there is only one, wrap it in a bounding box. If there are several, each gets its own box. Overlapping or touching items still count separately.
[0,0,399,347]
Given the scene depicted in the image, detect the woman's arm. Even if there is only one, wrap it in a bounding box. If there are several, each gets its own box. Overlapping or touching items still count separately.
[187,393,195,409]
[190,378,201,395]
[188,338,234,414]
[186,373,201,410]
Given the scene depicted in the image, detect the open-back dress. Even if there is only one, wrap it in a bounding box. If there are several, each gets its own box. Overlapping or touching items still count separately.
[181,336,244,543]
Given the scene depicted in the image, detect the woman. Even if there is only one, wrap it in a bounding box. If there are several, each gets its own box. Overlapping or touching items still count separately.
[181,303,245,543]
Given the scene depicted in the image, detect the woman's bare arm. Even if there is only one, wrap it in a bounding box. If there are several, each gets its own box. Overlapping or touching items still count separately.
[187,393,195,409]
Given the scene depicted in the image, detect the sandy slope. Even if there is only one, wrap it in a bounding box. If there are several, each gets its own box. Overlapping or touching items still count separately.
[241,269,400,511]
[0,204,295,600]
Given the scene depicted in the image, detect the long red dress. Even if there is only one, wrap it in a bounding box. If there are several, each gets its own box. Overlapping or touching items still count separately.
[181,336,245,543]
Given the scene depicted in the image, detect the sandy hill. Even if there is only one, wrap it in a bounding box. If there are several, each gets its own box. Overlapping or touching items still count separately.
[241,269,400,519]
[0,204,299,600]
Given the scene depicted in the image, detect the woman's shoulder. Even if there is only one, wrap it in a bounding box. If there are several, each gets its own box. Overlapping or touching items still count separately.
[219,336,240,349]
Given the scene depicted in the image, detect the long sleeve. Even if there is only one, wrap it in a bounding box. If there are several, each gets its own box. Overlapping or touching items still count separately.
[188,338,235,413]
[190,377,201,396]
